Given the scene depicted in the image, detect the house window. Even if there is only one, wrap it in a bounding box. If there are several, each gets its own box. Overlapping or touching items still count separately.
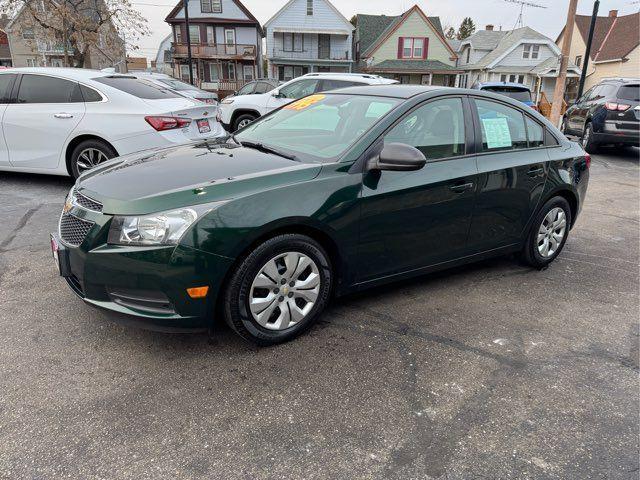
[575,55,582,67]
[283,33,293,51]
[523,44,540,60]
[180,64,197,82]
[175,27,182,44]
[26,58,37,67]
[501,74,525,84]
[189,25,200,44]
[294,66,303,77]
[307,0,313,15]
[283,66,294,81]
[209,62,219,80]
[206,26,215,44]
[400,37,426,59]
[293,33,303,52]
[226,62,236,80]
[23,28,35,39]
[201,0,221,13]
[243,65,254,80]
[465,47,470,64]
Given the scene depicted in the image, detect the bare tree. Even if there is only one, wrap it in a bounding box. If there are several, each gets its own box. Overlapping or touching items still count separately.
[0,0,149,68]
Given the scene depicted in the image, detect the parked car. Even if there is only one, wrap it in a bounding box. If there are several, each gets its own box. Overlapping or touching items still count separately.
[52,85,589,345]
[472,82,537,110]
[219,72,398,131]
[221,79,280,102]
[561,78,639,153]
[0,68,225,178]
[134,72,218,104]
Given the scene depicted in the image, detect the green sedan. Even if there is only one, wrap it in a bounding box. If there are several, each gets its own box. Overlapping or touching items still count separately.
[51,85,590,345]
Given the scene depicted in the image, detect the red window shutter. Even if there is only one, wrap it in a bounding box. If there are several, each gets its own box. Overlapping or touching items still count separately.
[397,37,403,59]
[423,38,429,59]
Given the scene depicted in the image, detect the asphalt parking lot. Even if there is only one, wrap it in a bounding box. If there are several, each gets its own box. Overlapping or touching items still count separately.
[0,148,638,479]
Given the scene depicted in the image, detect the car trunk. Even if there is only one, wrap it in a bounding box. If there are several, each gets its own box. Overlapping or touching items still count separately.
[144,98,221,140]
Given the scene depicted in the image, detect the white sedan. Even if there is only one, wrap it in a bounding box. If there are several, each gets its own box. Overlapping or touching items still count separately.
[0,68,225,178]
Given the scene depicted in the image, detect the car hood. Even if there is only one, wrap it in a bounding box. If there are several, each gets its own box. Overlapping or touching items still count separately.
[76,142,322,215]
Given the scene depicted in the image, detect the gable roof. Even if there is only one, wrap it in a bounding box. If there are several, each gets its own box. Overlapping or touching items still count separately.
[264,0,352,31]
[467,26,556,69]
[165,0,261,26]
[459,30,507,51]
[560,11,640,62]
[358,5,452,58]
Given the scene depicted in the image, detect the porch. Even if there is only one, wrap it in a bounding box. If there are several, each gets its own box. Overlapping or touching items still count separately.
[362,60,463,87]
[173,58,258,97]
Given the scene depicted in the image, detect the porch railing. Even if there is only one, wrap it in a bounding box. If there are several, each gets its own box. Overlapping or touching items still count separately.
[173,43,256,59]
[271,48,350,61]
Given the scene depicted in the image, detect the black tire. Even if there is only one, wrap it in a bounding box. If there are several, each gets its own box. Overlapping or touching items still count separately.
[70,139,117,179]
[581,122,599,154]
[522,196,572,269]
[223,234,333,346]
[232,113,258,132]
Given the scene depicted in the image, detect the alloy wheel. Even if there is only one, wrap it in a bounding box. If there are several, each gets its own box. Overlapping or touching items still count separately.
[76,148,109,173]
[249,252,321,331]
[537,207,567,258]
[237,118,253,129]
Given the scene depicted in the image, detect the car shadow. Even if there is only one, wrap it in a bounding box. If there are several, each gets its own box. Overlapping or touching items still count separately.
[0,170,75,188]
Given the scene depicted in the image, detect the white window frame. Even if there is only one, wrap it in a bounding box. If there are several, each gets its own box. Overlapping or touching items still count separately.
[180,64,197,82]
[224,29,235,45]
[209,62,219,80]
[226,62,236,80]
[293,33,303,52]
[243,65,254,80]
[283,33,293,52]
[307,0,313,15]
[26,58,37,67]
[22,28,35,39]
[189,25,200,44]
[523,44,540,60]
[212,0,222,13]
[206,26,215,45]
[401,37,425,59]
[283,66,294,81]
[175,27,182,44]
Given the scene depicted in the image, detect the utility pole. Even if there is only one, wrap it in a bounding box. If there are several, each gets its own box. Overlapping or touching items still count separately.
[184,0,194,85]
[551,0,579,125]
[577,0,599,99]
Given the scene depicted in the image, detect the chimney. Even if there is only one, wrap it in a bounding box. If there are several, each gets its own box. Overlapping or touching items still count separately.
[609,10,618,18]
[486,24,494,31]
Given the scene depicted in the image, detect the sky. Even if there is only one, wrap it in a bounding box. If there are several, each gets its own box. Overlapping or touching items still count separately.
[131,0,638,60]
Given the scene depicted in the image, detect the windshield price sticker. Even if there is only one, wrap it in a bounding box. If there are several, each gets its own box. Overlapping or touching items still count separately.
[284,94,326,111]
[481,117,512,149]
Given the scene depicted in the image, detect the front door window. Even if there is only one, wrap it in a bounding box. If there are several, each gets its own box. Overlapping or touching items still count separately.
[318,34,330,59]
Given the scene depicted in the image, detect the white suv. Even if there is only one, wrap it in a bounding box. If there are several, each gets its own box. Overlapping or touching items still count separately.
[219,73,398,131]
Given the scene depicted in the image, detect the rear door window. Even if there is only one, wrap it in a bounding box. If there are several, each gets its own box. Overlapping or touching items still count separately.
[254,82,272,94]
[474,99,528,152]
[94,77,182,99]
[237,83,255,95]
[483,87,532,103]
[279,79,320,99]
[16,74,83,103]
[525,117,544,148]
[80,85,103,102]
[618,85,640,102]
[0,74,16,103]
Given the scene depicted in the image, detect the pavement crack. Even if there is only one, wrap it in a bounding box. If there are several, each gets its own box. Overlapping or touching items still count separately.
[0,206,41,253]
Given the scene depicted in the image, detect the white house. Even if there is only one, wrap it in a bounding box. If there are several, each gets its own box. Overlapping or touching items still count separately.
[154,33,173,75]
[264,0,354,81]
[457,25,581,102]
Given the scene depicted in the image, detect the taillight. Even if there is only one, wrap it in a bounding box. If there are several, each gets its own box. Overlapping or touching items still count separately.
[605,102,631,111]
[197,97,215,104]
[584,153,591,169]
[145,116,191,131]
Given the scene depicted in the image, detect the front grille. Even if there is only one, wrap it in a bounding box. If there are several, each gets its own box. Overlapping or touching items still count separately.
[59,213,94,247]
[75,191,103,212]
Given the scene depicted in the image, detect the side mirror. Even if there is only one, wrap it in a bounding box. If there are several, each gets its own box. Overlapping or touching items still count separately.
[368,143,426,172]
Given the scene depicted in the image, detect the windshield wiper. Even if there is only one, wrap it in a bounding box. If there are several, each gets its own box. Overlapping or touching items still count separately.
[239,140,299,161]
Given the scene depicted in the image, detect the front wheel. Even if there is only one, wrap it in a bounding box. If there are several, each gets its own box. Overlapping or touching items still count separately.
[233,113,257,132]
[522,196,572,269]
[223,234,333,345]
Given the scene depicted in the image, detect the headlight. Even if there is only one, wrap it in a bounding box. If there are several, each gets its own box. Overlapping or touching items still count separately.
[221,98,234,105]
[107,203,224,246]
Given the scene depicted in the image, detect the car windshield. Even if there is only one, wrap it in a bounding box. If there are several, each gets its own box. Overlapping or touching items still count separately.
[235,94,400,162]
[618,85,640,102]
[483,87,532,103]
[157,78,196,92]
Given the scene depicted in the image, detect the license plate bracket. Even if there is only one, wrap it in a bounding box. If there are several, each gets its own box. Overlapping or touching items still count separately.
[197,118,211,134]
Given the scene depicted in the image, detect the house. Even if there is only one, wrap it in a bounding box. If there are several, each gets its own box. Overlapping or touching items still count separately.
[264,0,354,81]
[154,33,174,75]
[5,1,125,70]
[354,5,462,86]
[457,25,581,103]
[556,9,640,92]
[0,14,12,67]
[165,0,263,96]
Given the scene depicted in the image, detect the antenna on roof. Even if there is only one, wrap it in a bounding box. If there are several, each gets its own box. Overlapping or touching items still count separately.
[504,0,547,29]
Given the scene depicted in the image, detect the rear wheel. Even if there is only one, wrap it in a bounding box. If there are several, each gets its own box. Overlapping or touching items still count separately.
[233,113,258,132]
[70,139,117,178]
[581,122,598,154]
[522,196,572,269]
[223,234,333,345]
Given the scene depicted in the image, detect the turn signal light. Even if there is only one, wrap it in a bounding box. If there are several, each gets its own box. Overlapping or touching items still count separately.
[584,153,591,169]
[605,102,631,111]
[145,116,192,131]
[187,286,209,299]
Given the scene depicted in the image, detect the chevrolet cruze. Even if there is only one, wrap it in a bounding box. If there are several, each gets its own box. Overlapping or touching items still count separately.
[51,86,590,345]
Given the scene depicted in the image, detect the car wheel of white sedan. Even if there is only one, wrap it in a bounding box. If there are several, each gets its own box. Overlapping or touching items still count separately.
[70,139,117,179]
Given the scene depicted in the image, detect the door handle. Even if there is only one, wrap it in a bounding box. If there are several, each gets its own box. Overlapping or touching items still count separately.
[449,182,474,193]
[527,166,545,177]
[54,113,73,119]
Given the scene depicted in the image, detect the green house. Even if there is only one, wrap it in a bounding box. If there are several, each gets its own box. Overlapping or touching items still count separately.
[354,4,462,86]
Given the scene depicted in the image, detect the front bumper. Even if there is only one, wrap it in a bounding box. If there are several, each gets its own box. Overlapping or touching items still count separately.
[53,229,234,331]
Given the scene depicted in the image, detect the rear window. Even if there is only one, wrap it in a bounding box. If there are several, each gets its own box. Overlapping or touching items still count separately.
[93,77,181,99]
[482,87,532,103]
[617,85,640,102]
[157,78,195,92]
